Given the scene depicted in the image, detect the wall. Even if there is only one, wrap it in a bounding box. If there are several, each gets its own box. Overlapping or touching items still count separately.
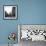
[20,0,46,24]
[0,0,19,44]
[0,0,46,45]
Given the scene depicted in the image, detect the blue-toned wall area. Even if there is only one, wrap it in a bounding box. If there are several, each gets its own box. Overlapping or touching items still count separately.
[0,0,46,44]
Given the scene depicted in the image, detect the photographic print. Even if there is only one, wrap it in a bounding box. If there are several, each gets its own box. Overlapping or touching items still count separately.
[18,24,46,41]
[3,5,17,19]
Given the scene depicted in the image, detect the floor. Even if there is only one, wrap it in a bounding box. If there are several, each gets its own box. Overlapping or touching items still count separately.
[0,40,46,46]
[19,40,46,46]
[0,44,18,46]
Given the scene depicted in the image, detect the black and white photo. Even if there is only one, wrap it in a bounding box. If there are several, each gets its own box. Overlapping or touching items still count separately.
[3,5,17,19]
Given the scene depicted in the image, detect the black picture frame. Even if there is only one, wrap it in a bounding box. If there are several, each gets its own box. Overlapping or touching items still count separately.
[3,5,18,20]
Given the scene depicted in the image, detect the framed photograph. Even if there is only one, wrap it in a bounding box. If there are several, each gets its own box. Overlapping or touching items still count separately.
[18,24,46,41]
[3,5,17,20]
